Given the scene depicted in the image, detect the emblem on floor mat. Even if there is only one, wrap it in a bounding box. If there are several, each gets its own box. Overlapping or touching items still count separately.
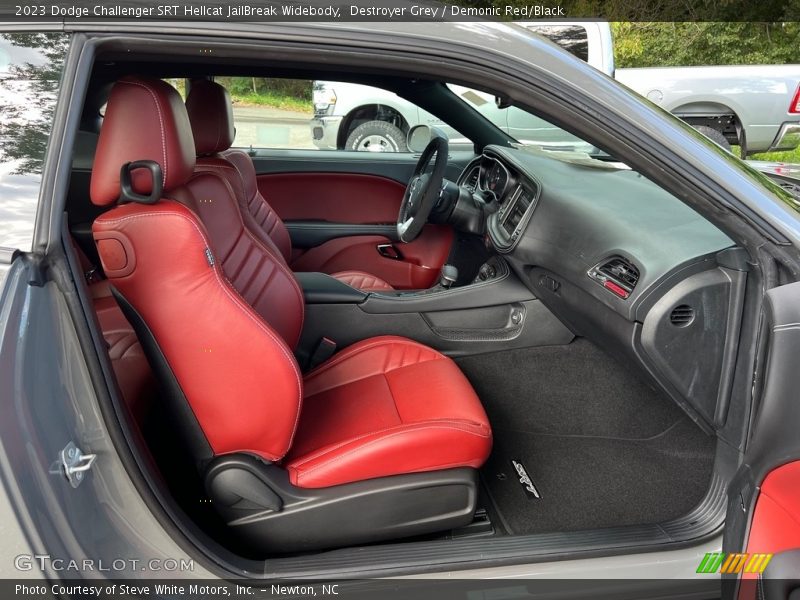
[511,459,541,499]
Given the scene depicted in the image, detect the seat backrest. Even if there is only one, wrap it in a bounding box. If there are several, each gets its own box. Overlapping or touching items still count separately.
[185,79,294,263]
[90,77,303,464]
[172,164,304,348]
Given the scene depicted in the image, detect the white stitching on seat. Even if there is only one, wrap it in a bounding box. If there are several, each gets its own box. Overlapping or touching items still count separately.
[304,337,442,380]
[95,208,303,456]
[188,169,305,348]
[291,424,492,484]
[332,271,393,291]
[117,80,168,186]
[289,419,490,466]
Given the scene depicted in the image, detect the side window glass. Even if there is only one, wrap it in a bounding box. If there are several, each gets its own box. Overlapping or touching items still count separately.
[213,77,314,150]
[311,80,415,152]
[217,78,444,153]
[0,33,68,250]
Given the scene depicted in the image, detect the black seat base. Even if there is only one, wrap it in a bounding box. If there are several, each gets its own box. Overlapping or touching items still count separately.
[205,454,479,553]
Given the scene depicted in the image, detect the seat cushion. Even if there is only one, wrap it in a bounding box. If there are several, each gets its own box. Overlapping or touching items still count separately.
[284,336,492,488]
[330,270,394,292]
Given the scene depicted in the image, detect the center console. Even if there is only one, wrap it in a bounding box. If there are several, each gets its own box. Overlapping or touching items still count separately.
[294,255,574,366]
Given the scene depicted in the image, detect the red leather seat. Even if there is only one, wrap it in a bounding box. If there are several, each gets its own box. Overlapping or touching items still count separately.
[71,239,154,422]
[90,78,492,495]
[183,79,394,293]
[286,336,491,488]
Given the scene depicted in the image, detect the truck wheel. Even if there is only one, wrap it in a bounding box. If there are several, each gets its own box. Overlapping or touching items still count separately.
[693,126,732,152]
[345,121,408,153]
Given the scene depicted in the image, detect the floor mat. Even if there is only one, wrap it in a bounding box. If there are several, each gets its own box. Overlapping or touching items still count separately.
[456,340,717,535]
[481,419,715,534]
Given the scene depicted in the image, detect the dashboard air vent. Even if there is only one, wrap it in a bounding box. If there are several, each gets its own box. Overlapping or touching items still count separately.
[670,304,695,327]
[588,256,640,299]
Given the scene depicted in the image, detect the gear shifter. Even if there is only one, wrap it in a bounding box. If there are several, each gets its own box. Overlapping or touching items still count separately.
[438,264,459,289]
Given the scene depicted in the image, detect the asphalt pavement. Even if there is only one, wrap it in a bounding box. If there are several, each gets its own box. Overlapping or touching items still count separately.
[230,104,315,149]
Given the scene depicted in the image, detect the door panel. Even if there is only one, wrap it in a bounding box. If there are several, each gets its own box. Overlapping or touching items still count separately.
[290,226,454,290]
[248,148,473,181]
[249,149,474,289]
[257,172,406,224]
[723,281,800,599]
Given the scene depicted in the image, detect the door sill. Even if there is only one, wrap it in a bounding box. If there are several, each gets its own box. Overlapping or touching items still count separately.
[252,473,726,578]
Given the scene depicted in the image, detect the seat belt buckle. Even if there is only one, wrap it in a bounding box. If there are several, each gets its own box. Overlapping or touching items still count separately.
[308,337,337,370]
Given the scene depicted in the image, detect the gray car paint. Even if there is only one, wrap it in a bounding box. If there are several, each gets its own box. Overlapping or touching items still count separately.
[1,18,799,582]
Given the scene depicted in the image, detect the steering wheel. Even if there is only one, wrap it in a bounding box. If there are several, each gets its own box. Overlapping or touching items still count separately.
[397,136,449,243]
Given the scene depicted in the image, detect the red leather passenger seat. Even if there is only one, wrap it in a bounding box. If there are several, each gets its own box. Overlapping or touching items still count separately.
[89,77,490,549]
[184,79,394,293]
[285,336,491,488]
[71,239,154,422]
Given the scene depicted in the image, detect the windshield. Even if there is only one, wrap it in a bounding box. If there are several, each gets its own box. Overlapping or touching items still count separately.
[446,84,617,164]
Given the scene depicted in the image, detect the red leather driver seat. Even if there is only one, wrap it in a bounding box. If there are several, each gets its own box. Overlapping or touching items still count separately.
[183,79,394,293]
[90,77,491,552]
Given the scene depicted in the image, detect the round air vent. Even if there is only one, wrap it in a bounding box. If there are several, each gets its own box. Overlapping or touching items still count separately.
[670,304,695,327]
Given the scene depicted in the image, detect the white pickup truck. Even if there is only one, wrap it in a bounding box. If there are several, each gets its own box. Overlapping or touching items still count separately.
[311,22,800,155]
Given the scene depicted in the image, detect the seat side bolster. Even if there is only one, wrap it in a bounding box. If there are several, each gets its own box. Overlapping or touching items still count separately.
[93,200,303,460]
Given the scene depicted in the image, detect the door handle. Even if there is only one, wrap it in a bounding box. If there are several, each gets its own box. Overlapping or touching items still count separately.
[377,243,404,260]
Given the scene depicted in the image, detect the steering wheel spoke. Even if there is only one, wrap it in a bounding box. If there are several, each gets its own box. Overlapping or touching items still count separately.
[396,136,449,243]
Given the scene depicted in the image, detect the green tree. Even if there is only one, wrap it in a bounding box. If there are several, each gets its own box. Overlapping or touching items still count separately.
[0,33,67,174]
[612,22,800,67]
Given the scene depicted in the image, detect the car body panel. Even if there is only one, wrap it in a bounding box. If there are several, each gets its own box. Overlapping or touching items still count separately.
[514,21,615,76]
[0,257,212,579]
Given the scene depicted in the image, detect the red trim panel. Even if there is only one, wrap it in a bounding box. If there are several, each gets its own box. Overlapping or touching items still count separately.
[746,460,800,555]
[738,460,800,597]
[290,226,453,290]
[330,271,394,291]
[256,172,407,224]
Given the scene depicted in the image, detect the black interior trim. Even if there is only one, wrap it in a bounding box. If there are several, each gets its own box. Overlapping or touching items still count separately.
[723,279,800,598]
[285,221,398,248]
[205,455,479,554]
[759,549,800,599]
[256,474,728,578]
[295,271,368,304]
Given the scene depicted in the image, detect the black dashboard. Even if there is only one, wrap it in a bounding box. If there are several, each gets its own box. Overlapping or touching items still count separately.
[454,145,745,430]
[476,155,542,252]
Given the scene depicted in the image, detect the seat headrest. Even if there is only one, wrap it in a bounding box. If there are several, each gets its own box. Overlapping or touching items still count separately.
[90,77,196,207]
[185,80,235,156]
